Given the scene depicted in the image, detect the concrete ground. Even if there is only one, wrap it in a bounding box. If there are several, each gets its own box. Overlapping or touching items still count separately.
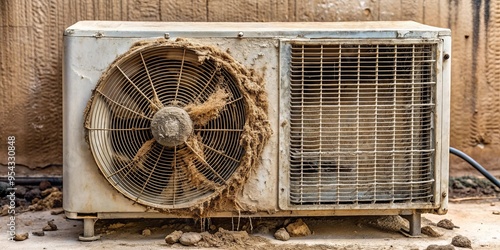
[2,200,499,250]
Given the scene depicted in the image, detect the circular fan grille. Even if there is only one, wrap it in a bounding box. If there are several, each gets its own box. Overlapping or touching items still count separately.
[85,43,248,209]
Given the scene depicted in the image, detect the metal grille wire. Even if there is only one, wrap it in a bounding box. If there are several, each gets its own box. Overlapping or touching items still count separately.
[85,46,246,208]
[289,42,436,205]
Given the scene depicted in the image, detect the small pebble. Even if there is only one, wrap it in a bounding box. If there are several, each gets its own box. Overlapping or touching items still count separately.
[142,229,151,236]
[39,181,52,191]
[32,231,45,237]
[24,189,41,203]
[274,227,290,241]
[14,232,29,241]
[51,208,65,215]
[1,205,9,216]
[14,185,27,197]
[165,230,183,244]
[179,232,202,246]
[43,220,58,231]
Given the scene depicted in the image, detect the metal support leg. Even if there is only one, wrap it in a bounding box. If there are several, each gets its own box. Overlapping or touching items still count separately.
[79,218,101,241]
[403,213,421,236]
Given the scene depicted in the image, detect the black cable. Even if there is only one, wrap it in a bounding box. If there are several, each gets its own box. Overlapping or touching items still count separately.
[0,177,62,186]
[449,147,500,189]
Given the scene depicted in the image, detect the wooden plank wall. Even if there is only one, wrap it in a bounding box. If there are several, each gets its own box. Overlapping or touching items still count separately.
[0,0,498,176]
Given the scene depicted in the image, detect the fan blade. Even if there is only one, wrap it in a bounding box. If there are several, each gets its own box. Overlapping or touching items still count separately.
[184,87,229,126]
[113,152,131,166]
[131,138,156,172]
[183,135,224,187]
[97,88,145,120]
[160,174,178,203]
[160,146,179,203]
[140,52,164,112]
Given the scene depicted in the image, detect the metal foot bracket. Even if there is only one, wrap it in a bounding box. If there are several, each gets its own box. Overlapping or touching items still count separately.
[402,213,421,236]
[79,218,101,241]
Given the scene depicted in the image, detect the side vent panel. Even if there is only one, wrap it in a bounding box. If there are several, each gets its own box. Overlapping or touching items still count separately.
[286,41,437,206]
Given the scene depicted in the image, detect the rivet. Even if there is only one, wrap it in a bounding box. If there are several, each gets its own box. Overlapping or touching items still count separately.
[164,33,170,39]
[443,54,450,60]
[237,32,244,38]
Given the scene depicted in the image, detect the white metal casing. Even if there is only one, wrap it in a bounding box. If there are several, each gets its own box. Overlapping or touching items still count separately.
[63,21,450,219]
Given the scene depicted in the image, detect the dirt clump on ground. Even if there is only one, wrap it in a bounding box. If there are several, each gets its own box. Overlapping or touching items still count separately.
[42,219,58,231]
[426,244,455,250]
[451,235,472,248]
[437,219,459,230]
[364,215,408,232]
[30,188,62,211]
[285,219,312,237]
[13,232,29,241]
[197,228,267,248]
[0,181,62,215]
[421,226,443,237]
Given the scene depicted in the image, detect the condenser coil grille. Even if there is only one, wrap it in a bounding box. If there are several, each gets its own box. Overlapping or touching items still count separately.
[288,41,437,205]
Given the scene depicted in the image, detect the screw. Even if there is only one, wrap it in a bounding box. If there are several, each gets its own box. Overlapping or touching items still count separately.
[442,191,447,198]
[443,54,450,60]
[237,32,244,38]
[164,33,170,39]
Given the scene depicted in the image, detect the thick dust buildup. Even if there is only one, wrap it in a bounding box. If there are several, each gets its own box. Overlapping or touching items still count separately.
[185,87,229,127]
[84,38,272,215]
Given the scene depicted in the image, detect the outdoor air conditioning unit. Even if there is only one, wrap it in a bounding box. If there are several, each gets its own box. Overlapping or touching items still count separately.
[63,21,450,241]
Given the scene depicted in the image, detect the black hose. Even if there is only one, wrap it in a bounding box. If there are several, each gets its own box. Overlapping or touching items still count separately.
[0,177,62,186]
[450,147,500,189]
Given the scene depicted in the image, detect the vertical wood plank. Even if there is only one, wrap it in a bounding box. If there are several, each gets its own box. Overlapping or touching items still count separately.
[379,0,401,21]
[160,0,208,21]
[25,0,64,166]
[438,0,451,28]
[422,0,440,26]
[0,0,35,166]
[207,0,259,21]
[294,0,377,22]
[270,0,292,21]
[127,0,161,21]
[486,0,500,146]
[401,0,424,22]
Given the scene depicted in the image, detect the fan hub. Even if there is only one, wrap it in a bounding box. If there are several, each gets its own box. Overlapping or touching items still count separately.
[151,107,193,147]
